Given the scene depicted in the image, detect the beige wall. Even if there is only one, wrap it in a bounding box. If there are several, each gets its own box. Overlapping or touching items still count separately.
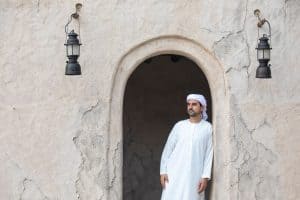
[0,0,299,199]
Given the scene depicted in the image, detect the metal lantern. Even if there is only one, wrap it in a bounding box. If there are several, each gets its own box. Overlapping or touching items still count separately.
[64,3,82,76]
[254,9,272,79]
[65,30,81,75]
[256,34,272,78]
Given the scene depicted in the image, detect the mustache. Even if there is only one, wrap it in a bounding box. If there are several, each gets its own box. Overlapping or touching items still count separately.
[187,109,195,115]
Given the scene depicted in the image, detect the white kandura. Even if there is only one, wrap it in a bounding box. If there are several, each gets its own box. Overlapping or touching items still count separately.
[160,119,213,200]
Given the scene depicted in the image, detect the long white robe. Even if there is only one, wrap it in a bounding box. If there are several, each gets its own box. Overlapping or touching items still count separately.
[160,119,213,200]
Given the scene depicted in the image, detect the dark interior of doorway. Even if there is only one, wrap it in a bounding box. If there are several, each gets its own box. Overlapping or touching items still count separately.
[123,54,212,200]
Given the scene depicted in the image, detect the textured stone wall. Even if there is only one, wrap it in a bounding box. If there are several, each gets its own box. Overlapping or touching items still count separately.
[0,0,299,200]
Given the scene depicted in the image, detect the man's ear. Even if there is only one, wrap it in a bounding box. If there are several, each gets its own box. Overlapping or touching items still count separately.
[199,104,203,111]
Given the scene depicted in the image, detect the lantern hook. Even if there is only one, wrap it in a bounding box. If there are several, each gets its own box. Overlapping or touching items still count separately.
[65,3,82,42]
[254,9,272,46]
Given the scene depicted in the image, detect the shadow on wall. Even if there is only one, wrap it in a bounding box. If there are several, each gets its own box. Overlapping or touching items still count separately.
[123,54,212,200]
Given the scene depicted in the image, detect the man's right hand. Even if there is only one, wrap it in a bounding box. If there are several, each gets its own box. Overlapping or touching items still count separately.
[160,174,169,188]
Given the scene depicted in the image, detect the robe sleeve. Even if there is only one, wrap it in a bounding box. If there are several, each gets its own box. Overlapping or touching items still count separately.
[201,125,213,179]
[160,123,179,175]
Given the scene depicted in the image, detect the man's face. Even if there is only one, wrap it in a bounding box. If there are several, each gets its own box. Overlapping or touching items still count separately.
[187,100,202,117]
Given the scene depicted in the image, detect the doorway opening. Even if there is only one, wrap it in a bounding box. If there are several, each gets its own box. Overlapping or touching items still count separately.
[122,54,212,200]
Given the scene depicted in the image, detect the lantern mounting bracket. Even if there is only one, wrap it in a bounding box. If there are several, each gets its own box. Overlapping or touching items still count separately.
[254,9,272,45]
[72,3,82,19]
[65,3,82,35]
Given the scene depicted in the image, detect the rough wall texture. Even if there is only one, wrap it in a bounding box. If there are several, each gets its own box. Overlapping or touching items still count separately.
[0,0,299,200]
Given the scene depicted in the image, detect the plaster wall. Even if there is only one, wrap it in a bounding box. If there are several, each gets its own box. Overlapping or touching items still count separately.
[0,0,299,200]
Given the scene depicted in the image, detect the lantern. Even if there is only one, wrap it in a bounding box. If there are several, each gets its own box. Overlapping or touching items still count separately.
[65,30,81,75]
[256,34,272,78]
[64,3,82,75]
[254,9,272,79]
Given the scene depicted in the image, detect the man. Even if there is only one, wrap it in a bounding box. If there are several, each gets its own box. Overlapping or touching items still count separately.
[160,94,213,200]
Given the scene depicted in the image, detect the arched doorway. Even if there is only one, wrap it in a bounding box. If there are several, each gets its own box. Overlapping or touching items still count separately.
[108,36,230,200]
[123,54,212,200]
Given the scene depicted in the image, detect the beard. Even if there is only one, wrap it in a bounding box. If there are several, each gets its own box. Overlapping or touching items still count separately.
[187,109,197,117]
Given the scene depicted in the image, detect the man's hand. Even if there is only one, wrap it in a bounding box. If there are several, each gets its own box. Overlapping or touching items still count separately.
[160,174,169,189]
[198,178,208,193]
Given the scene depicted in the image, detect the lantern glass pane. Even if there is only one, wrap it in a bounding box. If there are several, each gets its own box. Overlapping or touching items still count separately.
[67,45,73,56]
[72,45,80,56]
[257,49,264,60]
[263,49,270,59]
